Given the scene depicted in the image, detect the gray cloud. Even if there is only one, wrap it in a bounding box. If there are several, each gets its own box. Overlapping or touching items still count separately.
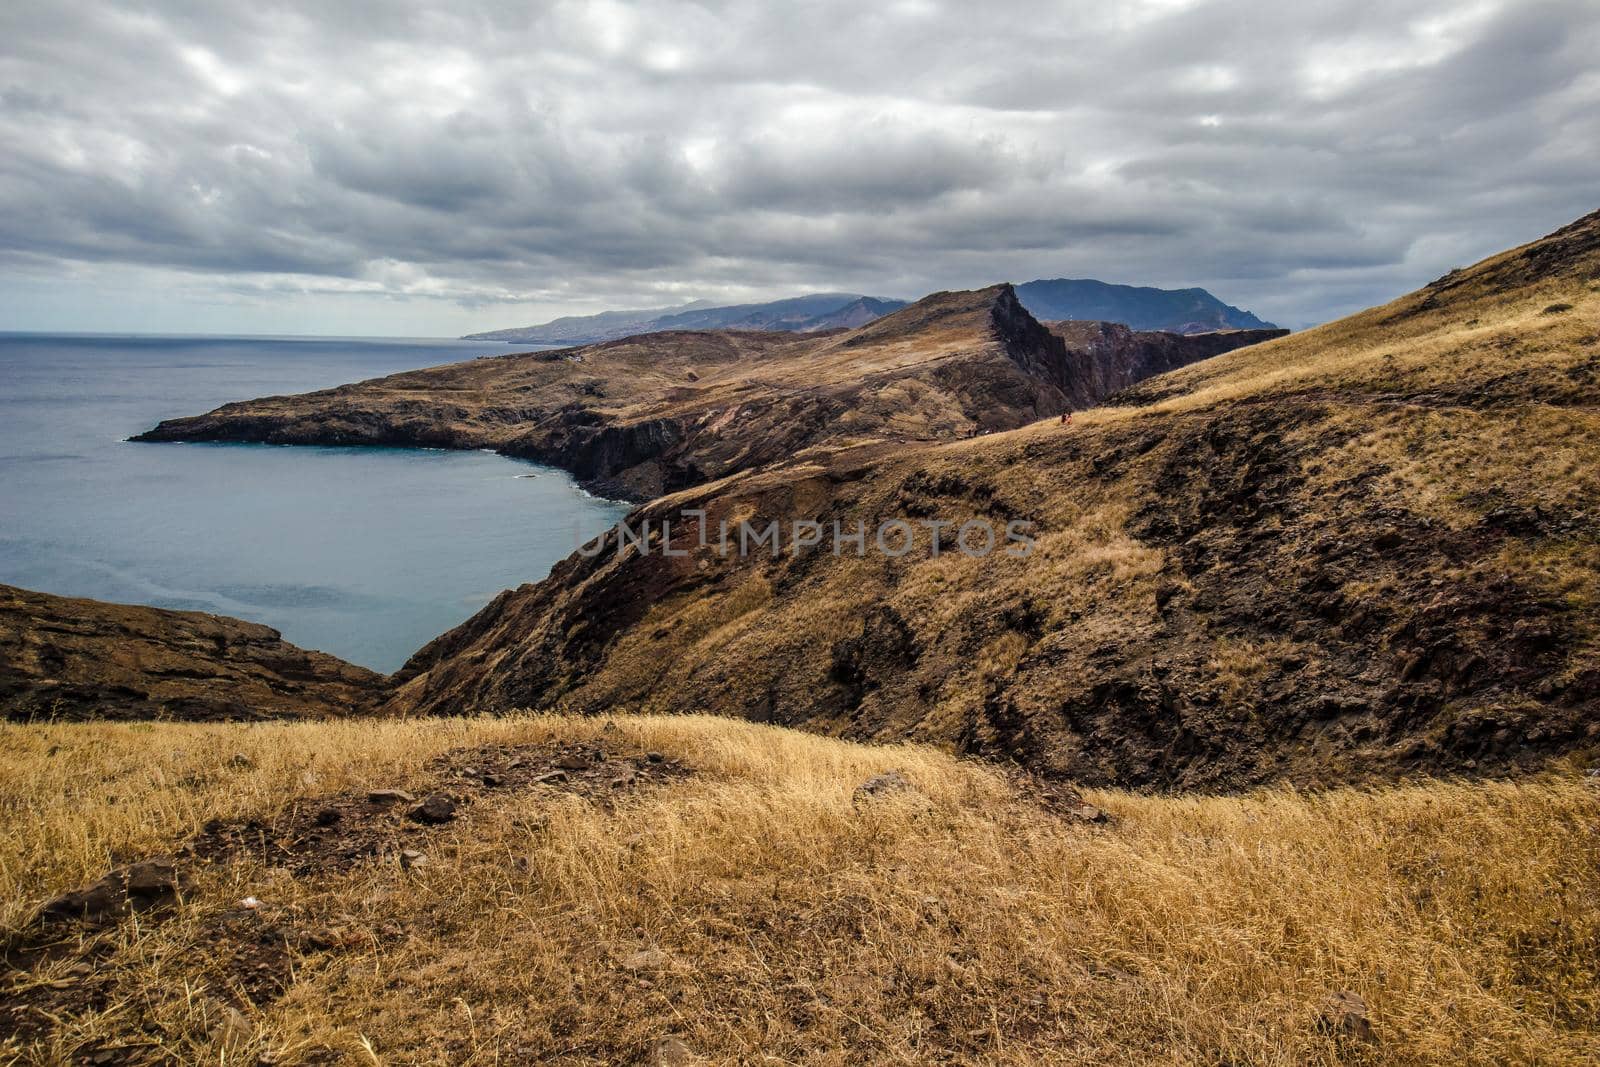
[1,0,1596,334]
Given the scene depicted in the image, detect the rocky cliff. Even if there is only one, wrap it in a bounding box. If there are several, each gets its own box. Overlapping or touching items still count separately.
[0,584,384,722]
[1043,321,1289,407]
[136,286,1280,501]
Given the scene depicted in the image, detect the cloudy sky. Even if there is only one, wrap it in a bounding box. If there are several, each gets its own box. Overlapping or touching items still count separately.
[1,0,1596,336]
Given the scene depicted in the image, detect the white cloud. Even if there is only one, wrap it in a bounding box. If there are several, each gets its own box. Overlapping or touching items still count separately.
[0,0,1595,335]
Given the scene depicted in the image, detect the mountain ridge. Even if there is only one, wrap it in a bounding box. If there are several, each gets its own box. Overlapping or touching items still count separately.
[1016,277,1274,332]
[463,292,909,344]
[0,583,382,722]
[464,281,1275,344]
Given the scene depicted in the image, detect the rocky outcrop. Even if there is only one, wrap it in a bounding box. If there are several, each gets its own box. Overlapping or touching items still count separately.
[134,286,1280,500]
[1043,321,1288,407]
[380,210,1600,790]
[0,584,384,722]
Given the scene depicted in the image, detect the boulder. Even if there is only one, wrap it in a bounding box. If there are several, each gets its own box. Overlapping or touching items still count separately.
[1318,989,1375,1043]
[408,795,457,825]
[40,859,182,922]
[854,771,912,800]
[1068,803,1109,824]
[654,1036,697,1065]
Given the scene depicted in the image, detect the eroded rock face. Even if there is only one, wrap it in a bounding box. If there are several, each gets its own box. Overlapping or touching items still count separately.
[0,584,384,722]
[1042,320,1287,408]
[133,286,1280,501]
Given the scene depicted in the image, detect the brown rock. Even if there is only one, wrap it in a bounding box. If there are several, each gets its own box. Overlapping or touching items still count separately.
[209,1005,253,1049]
[854,771,912,799]
[0,583,384,723]
[368,789,416,807]
[555,752,592,771]
[1068,803,1109,824]
[399,849,428,870]
[654,1036,697,1065]
[408,795,457,825]
[1318,989,1375,1043]
[40,858,182,922]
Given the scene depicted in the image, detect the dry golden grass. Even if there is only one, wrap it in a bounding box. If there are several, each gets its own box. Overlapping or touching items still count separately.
[4,714,1597,1064]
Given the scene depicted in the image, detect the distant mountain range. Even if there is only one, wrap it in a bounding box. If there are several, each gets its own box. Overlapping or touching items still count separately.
[1014,279,1275,333]
[463,281,1275,344]
[462,293,909,344]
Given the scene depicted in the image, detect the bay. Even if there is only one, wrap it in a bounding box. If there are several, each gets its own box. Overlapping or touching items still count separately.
[0,333,630,672]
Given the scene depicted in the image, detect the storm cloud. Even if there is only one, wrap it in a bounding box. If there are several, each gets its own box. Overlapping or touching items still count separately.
[2,0,1596,333]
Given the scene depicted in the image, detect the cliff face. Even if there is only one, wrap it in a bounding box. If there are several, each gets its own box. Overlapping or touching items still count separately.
[1043,321,1288,407]
[382,211,1600,790]
[135,286,1279,500]
[0,584,384,722]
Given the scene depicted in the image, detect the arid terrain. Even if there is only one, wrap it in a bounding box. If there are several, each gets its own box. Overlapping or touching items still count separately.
[374,211,1600,789]
[2,714,1596,1065]
[4,211,1600,1064]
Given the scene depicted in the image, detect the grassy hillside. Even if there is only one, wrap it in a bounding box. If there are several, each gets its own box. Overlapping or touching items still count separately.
[3,714,1596,1064]
[385,211,1600,788]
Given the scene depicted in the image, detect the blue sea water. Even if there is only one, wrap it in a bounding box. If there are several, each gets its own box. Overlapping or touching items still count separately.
[0,333,631,673]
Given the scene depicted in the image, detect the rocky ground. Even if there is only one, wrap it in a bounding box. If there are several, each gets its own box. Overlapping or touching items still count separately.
[0,584,383,722]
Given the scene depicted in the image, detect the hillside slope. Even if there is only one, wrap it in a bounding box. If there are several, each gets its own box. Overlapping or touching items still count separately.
[136,289,1280,500]
[385,210,1600,789]
[0,584,383,722]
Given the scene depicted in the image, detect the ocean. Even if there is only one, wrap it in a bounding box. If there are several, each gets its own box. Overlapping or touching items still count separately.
[0,333,631,673]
